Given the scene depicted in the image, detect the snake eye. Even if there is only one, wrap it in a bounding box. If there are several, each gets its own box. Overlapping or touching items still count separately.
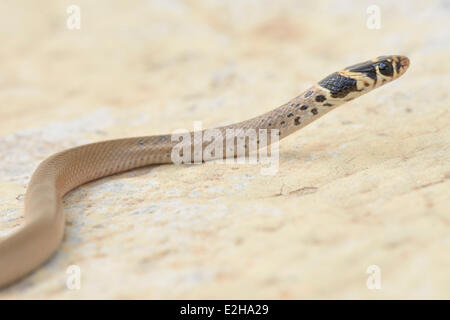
[377,62,393,77]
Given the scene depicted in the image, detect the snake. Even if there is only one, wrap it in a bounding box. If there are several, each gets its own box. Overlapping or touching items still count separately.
[0,55,409,288]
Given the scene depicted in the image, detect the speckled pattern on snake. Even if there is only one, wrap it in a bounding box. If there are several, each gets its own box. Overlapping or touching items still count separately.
[0,55,410,288]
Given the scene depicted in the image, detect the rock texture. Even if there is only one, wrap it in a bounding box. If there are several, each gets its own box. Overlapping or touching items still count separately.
[0,0,449,298]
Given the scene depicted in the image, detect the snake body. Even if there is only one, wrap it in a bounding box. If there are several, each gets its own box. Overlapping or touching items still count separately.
[0,55,409,288]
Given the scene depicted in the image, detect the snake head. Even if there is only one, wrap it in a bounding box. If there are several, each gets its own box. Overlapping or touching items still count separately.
[318,55,410,99]
[348,55,409,78]
[343,55,410,85]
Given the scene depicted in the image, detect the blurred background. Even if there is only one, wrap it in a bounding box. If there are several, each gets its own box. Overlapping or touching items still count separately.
[0,0,449,298]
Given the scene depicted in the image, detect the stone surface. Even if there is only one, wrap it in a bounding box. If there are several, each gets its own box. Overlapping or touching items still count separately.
[0,0,449,299]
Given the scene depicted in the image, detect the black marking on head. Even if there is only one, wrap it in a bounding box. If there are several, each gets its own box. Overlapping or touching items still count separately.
[318,72,357,98]
[294,117,301,125]
[304,90,313,98]
[315,95,326,102]
[287,113,294,117]
[311,108,318,115]
[280,120,285,125]
[345,60,377,80]
[300,105,308,110]
[324,103,333,107]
